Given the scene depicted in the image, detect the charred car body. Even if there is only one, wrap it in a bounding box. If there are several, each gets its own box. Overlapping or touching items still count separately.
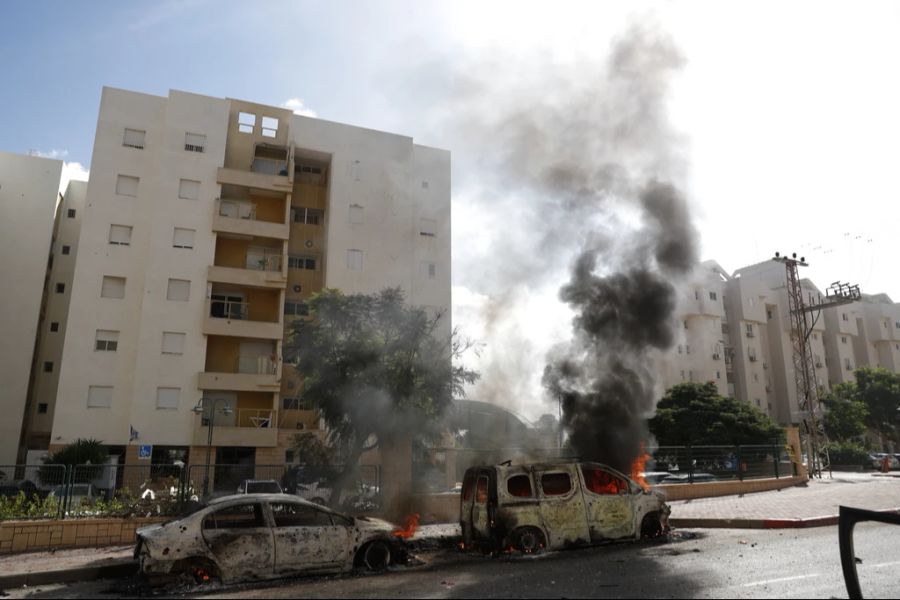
[460,461,670,553]
[135,493,404,584]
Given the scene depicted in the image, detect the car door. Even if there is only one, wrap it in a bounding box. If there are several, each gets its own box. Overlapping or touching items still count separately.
[270,500,350,575]
[534,467,590,549]
[471,473,492,541]
[201,502,273,579]
[579,465,637,541]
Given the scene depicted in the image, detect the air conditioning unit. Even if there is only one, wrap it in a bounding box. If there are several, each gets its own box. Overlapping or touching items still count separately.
[749,355,758,362]
[746,331,755,338]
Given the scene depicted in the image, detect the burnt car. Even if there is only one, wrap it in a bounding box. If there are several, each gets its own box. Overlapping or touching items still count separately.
[135,493,404,584]
[460,460,670,553]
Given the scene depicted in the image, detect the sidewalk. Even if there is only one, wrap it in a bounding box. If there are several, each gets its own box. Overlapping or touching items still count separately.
[668,470,900,528]
[2,476,898,589]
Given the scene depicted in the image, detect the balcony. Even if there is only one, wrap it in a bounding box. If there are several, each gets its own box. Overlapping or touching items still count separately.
[213,198,289,240]
[200,354,279,392]
[193,409,278,447]
[203,298,282,340]
[217,144,292,192]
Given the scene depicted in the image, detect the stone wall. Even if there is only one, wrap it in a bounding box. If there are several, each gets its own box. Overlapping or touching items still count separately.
[0,517,165,554]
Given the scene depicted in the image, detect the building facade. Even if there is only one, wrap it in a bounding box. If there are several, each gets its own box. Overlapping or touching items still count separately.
[34,87,449,473]
[0,151,63,470]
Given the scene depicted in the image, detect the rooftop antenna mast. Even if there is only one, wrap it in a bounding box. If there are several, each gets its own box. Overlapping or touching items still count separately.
[772,252,860,479]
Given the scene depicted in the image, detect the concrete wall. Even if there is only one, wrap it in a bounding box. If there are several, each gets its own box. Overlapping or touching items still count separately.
[0,151,62,468]
[0,517,165,554]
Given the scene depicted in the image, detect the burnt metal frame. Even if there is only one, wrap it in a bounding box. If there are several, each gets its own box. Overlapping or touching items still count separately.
[838,505,900,600]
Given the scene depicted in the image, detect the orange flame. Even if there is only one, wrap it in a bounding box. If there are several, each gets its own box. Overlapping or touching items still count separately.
[392,513,420,539]
[631,443,652,491]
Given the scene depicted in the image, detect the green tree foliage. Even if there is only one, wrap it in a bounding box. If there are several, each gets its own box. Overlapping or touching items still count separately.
[820,382,869,442]
[823,441,869,467]
[284,288,478,506]
[40,438,107,484]
[289,432,335,466]
[854,367,900,444]
[649,382,784,446]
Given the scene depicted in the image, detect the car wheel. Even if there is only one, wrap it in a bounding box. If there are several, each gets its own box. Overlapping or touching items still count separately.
[640,513,664,539]
[358,540,392,571]
[174,557,220,585]
[511,527,545,554]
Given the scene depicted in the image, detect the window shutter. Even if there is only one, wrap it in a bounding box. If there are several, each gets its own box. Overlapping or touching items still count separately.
[166,279,191,301]
[178,179,201,200]
[173,228,195,249]
[156,387,180,410]
[123,128,145,149]
[109,224,132,245]
[162,332,186,354]
[116,175,139,196]
[101,276,126,299]
[87,386,113,408]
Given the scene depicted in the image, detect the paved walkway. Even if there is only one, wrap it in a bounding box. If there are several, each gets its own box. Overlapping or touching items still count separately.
[668,471,900,522]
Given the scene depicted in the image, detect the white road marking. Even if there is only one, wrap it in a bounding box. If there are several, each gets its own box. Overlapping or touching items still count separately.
[740,573,820,587]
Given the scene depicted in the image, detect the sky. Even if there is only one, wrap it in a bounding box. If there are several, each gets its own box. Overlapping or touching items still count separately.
[3,0,899,420]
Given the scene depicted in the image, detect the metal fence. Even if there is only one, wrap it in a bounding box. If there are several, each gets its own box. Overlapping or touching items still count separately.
[651,444,795,484]
[0,462,381,520]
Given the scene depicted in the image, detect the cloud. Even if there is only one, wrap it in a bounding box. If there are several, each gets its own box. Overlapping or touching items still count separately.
[30,150,89,195]
[282,98,318,118]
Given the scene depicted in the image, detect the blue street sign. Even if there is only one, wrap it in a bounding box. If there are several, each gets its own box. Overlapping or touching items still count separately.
[138,444,153,460]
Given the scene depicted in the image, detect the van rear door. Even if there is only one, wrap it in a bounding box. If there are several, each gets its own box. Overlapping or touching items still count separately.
[460,468,493,545]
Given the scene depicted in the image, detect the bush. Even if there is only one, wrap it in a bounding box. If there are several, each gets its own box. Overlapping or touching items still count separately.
[40,438,107,484]
[824,442,869,467]
[0,492,59,520]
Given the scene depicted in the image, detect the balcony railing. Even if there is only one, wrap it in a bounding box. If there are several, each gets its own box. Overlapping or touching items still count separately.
[252,157,288,176]
[245,254,283,272]
[218,198,257,220]
[210,299,249,320]
[238,408,276,429]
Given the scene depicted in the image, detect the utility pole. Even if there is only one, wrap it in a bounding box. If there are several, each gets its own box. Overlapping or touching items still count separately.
[772,252,860,479]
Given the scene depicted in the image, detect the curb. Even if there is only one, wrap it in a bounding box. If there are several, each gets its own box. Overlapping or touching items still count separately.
[0,560,135,589]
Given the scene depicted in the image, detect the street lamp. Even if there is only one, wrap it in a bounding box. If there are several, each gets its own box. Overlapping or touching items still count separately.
[192,397,233,497]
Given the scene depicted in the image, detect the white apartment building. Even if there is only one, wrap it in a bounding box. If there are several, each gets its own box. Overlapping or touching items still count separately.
[43,87,450,472]
[0,151,63,470]
[665,259,899,427]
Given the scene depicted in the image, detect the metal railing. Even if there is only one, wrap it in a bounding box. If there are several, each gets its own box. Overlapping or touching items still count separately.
[245,254,282,272]
[251,157,288,176]
[651,443,794,484]
[210,299,250,320]
[1,462,382,520]
[218,198,257,220]
[236,354,277,375]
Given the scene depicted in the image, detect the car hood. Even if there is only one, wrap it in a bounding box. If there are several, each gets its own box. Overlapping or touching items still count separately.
[355,516,396,534]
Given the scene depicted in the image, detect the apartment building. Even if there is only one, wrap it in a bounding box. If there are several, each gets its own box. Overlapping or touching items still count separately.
[664,258,899,427]
[0,151,63,470]
[43,87,450,472]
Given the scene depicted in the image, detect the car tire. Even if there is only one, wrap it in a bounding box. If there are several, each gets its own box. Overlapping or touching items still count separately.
[511,527,545,554]
[640,513,664,540]
[175,557,220,585]
[358,540,392,571]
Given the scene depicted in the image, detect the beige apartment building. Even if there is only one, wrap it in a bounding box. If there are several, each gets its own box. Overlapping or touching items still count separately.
[664,259,900,428]
[0,151,63,472]
[37,87,450,472]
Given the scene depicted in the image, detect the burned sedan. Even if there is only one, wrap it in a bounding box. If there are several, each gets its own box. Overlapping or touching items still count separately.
[135,493,404,584]
[460,460,670,553]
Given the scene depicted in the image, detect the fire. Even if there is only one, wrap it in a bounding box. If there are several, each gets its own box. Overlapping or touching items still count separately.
[631,443,652,491]
[392,513,420,539]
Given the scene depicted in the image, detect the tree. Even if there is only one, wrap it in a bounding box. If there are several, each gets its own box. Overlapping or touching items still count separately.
[854,367,900,446]
[649,382,784,447]
[820,382,869,442]
[284,288,478,507]
[289,432,335,466]
[40,438,107,484]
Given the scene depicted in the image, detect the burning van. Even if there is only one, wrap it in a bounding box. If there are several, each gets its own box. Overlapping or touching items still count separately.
[459,460,669,553]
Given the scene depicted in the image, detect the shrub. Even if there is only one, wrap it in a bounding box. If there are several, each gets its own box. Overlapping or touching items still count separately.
[823,441,869,467]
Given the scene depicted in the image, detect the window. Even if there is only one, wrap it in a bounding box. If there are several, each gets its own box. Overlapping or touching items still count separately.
[745,323,754,337]
[61,245,70,255]
[282,397,314,411]
[156,387,180,410]
[753,373,759,382]
[43,361,53,373]
[162,332,185,355]
[347,249,363,271]
[689,370,694,381]
[203,503,265,530]
[841,336,847,344]
[767,310,773,320]
[813,333,818,340]
[844,358,852,371]
[291,206,322,225]
[694,290,699,300]
[261,116,278,138]
[716,371,721,379]
[421,261,436,280]
[677,344,682,354]
[288,255,316,270]
[116,175,139,197]
[461,473,475,502]
[540,472,572,496]
[95,330,119,352]
[756,399,761,407]
[507,475,533,498]
[50,322,59,332]
[270,502,332,527]
[101,276,126,299]
[184,132,205,153]
[55,283,65,294]
[67,208,76,218]
[709,291,717,301]
[37,403,48,414]
[683,320,688,329]
[419,218,436,237]
[842,313,849,322]
[582,467,628,495]
[895,322,900,329]
[178,179,200,200]
[349,204,364,224]
[686,344,691,354]
[108,224,132,246]
[123,128,145,149]
[681,370,685,380]
[285,449,295,463]
[87,385,113,408]
[238,112,256,134]
[173,228,195,249]
[166,279,191,301]
[284,301,310,317]
[475,476,488,504]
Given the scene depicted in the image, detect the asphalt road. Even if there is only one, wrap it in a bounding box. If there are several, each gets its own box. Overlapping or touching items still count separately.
[5,525,898,599]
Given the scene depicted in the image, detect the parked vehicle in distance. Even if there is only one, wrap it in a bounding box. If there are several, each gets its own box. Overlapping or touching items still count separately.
[867,453,899,470]
[236,479,284,495]
[460,460,670,554]
[659,472,716,484]
[135,494,405,584]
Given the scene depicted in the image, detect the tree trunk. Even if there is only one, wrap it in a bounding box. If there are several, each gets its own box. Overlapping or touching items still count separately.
[328,437,366,510]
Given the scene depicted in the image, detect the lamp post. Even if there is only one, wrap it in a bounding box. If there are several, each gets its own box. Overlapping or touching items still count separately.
[192,398,233,497]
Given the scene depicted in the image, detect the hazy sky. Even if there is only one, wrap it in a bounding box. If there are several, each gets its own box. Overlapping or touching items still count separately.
[3,1,898,419]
